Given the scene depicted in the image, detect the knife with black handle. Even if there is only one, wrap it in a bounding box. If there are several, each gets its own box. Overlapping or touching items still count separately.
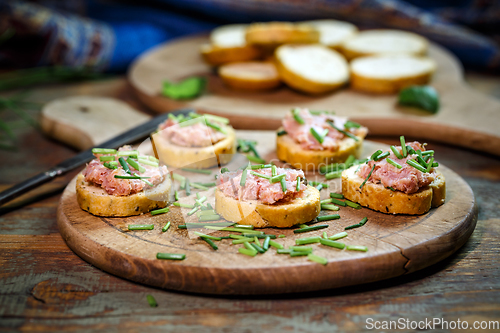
[0,108,193,206]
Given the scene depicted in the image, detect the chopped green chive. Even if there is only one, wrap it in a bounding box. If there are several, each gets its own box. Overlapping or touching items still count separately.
[278,235,286,238]
[346,245,368,252]
[330,193,344,199]
[280,177,287,192]
[99,155,115,162]
[138,159,159,167]
[181,168,212,174]
[387,186,396,191]
[197,209,216,216]
[234,224,254,229]
[370,150,382,161]
[390,146,404,159]
[386,158,403,169]
[359,164,375,189]
[238,248,257,256]
[92,148,117,154]
[406,159,428,172]
[204,226,262,234]
[328,231,348,240]
[330,198,347,207]
[344,120,361,129]
[190,183,209,191]
[308,253,328,265]
[317,214,340,222]
[309,181,329,188]
[277,249,292,254]
[262,236,271,251]
[117,150,139,158]
[114,175,151,179]
[194,231,221,241]
[128,224,154,231]
[291,246,313,253]
[345,217,368,230]
[344,155,356,167]
[319,238,346,249]
[293,225,329,233]
[325,170,343,180]
[426,157,434,172]
[178,222,234,229]
[246,155,266,164]
[201,237,219,251]
[172,202,194,209]
[344,200,361,209]
[422,150,434,156]
[269,240,284,249]
[290,251,309,257]
[296,177,301,191]
[118,157,131,174]
[127,157,145,173]
[146,294,158,307]
[156,253,186,260]
[316,183,323,191]
[232,237,255,244]
[203,114,230,124]
[220,167,229,173]
[321,204,340,211]
[243,241,256,251]
[250,242,265,253]
[310,127,328,144]
[161,222,171,232]
[376,151,390,161]
[277,130,287,136]
[206,121,227,134]
[151,207,170,216]
[327,121,359,141]
[323,231,328,238]
[400,136,407,157]
[242,234,275,239]
[103,161,118,169]
[172,173,186,182]
[271,165,277,177]
[185,178,191,196]
[270,173,286,183]
[320,198,332,205]
[292,108,305,124]
[250,171,271,180]
[198,214,221,222]
[188,205,200,216]
[254,236,261,246]
[295,236,321,245]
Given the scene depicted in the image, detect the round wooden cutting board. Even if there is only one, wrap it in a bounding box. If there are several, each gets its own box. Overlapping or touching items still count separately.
[128,35,500,156]
[57,133,477,294]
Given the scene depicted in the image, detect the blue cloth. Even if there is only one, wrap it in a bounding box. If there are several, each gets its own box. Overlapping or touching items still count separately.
[1,0,499,72]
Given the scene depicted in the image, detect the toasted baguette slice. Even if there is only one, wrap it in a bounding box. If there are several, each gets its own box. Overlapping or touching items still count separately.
[210,24,249,47]
[152,125,236,169]
[245,22,319,48]
[301,19,358,51]
[350,55,436,94]
[340,29,429,60]
[200,44,262,66]
[276,128,365,171]
[342,165,446,215]
[219,61,281,91]
[215,185,320,228]
[76,173,171,217]
[275,44,349,94]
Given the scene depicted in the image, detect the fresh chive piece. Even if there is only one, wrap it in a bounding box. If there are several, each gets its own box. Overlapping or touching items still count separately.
[290,251,309,257]
[317,214,340,222]
[321,204,340,211]
[309,181,329,188]
[190,183,209,191]
[376,151,390,160]
[103,162,118,169]
[406,146,416,155]
[232,237,255,244]
[344,200,361,209]
[126,157,145,173]
[406,159,427,172]
[146,294,158,307]
[220,167,229,174]
[99,155,115,162]
[117,150,139,157]
[280,177,287,193]
[387,186,396,191]
[308,253,328,265]
[277,249,292,254]
[345,217,368,230]
[178,222,234,229]
[151,207,170,216]
[204,226,263,234]
[271,165,277,177]
[327,121,359,141]
[181,168,212,174]
[161,222,171,232]
[197,209,216,216]
[344,120,361,129]
[198,214,221,222]
[250,242,265,253]
[344,155,356,167]
[316,183,323,191]
[293,225,329,233]
[415,151,428,167]
[173,202,194,209]
[299,224,308,229]
[346,245,368,252]
[254,236,261,246]
[359,217,368,225]
[278,235,286,238]
[291,246,313,252]
[330,198,347,207]
[390,146,404,159]
[320,198,332,204]
[230,234,248,239]
[296,177,301,191]
[246,155,266,164]
[234,224,254,229]
[370,150,382,161]
[329,231,348,240]
[246,141,261,159]
[188,206,200,216]
[206,121,227,134]
[319,238,346,249]
[195,196,207,206]
[243,234,275,239]
[323,231,328,238]
[201,237,219,250]
[292,108,305,124]
[243,241,256,251]
[203,113,230,124]
[178,117,204,127]
[270,173,286,183]
[138,159,159,167]
[172,173,186,182]
[330,193,344,199]
[359,164,376,189]
[239,169,248,187]
[262,236,271,251]
[92,148,116,154]
[277,130,287,136]
[422,150,434,156]
[250,171,271,180]
[114,175,151,179]
[386,158,403,169]
[310,127,328,144]
[325,170,343,180]
[238,248,257,257]
[295,236,321,245]
[194,231,221,240]
[118,157,131,174]
[128,224,154,230]
[426,157,434,172]
[185,178,191,196]
[400,136,407,157]
[156,253,185,260]
[270,240,284,249]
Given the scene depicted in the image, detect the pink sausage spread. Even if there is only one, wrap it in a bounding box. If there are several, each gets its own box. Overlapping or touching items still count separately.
[357,142,436,194]
[282,108,368,151]
[217,167,306,204]
[84,146,168,196]
[158,117,226,147]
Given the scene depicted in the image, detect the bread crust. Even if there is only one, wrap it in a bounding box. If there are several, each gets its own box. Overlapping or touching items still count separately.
[200,44,262,66]
[218,61,281,91]
[245,22,319,48]
[76,173,171,217]
[350,71,433,94]
[215,185,321,228]
[341,165,445,215]
[153,125,236,169]
[276,128,365,171]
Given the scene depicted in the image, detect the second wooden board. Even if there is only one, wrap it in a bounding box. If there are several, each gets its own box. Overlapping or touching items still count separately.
[57,133,477,294]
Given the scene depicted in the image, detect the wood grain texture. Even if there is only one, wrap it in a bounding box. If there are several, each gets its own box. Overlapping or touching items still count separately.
[128,35,500,156]
[56,133,476,294]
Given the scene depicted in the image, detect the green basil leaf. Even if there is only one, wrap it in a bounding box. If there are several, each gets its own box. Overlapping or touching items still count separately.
[398,85,440,114]
[161,76,206,100]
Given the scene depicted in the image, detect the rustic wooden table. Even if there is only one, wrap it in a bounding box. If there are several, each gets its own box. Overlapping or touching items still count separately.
[1,75,499,332]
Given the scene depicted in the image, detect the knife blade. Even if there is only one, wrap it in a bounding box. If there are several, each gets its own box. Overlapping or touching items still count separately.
[0,108,193,206]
